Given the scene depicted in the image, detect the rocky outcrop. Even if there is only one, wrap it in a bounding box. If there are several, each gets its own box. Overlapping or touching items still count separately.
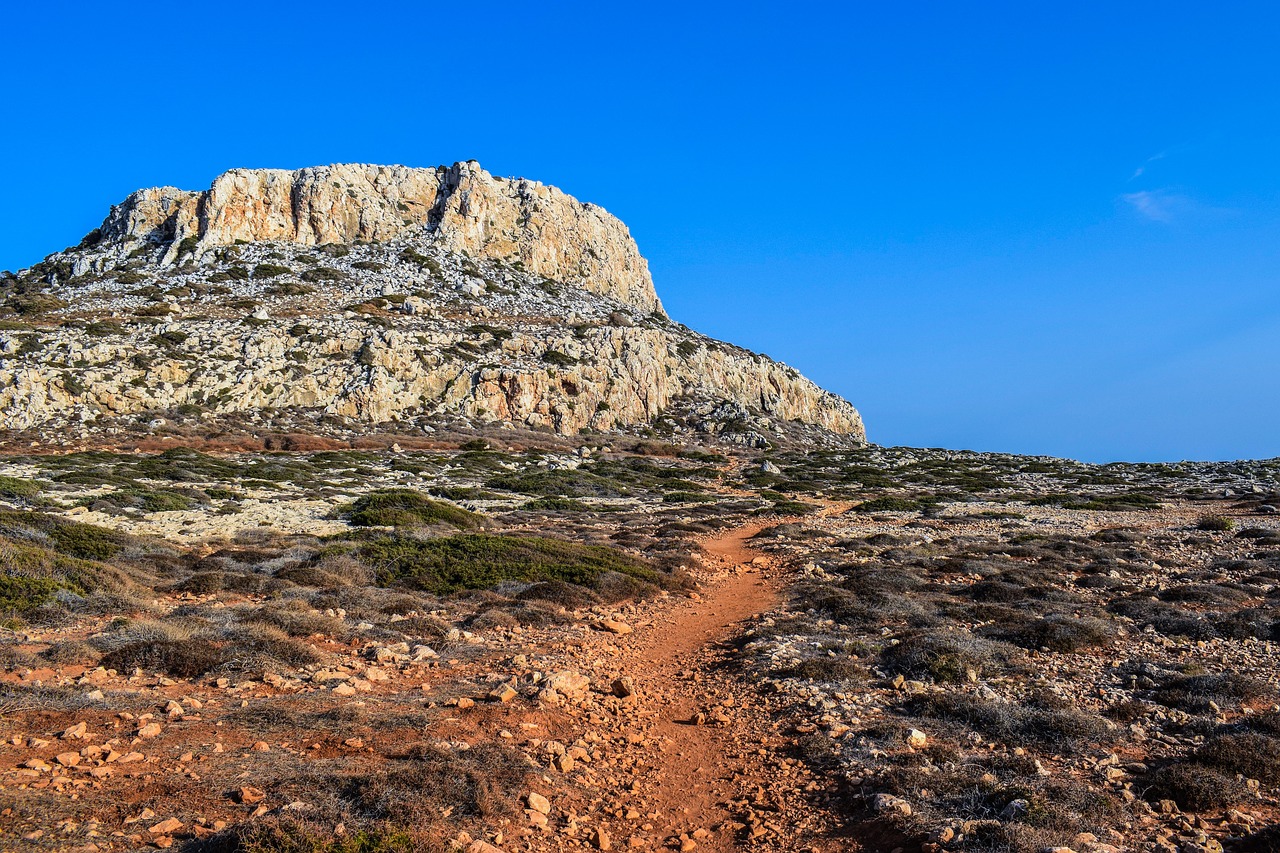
[96,162,661,314]
[0,321,862,440]
[3,163,865,444]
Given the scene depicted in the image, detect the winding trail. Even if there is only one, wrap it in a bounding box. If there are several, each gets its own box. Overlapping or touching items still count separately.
[603,505,853,851]
[619,520,780,850]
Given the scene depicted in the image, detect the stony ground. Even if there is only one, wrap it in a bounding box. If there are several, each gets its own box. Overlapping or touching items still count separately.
[0,434,1278,853]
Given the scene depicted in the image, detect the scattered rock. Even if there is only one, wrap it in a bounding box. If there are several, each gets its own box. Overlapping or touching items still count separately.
[488,682,519,703]
[149,819,183,835]
[526,792,551,815]
[872,793,912,817]
[234,786,266,805]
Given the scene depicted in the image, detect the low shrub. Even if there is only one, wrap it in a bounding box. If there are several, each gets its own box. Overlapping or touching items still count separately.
[222,624,322,668]
[392,615,450,641]
[489,468,629,498]
[855,496,923,514]
[1152,673,1273,712]
[1109,598,1217,639]
[1143,762,1247,811]
[7,293,66,315]
[0,574,66,614]
[907,692,1113,749]
[341,490,483,528]
[246,604,343,638]
[0,510,133,560]
[992,615,1116,652]
[213,818,416,853]
[595,571,662,602]
[1193,732,1280,784]
[523,497,594,512]
[0,475,40,500]
[881,631,1016,683]
[100,638,225,677]
[1159,583,1251,607]
[252,263,292,278]
[542,350,577,367]
[301,266,344,282]
[515,579,601,609]
[361,533,664,597]
[783,656,864,682]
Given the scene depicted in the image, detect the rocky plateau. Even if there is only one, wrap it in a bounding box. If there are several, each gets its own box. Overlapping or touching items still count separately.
[0,162,862,444]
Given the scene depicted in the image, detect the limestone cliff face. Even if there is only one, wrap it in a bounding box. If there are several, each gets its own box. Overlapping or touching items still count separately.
[0,322,862,440]
[98,162,661,314]
[3,163,865,444]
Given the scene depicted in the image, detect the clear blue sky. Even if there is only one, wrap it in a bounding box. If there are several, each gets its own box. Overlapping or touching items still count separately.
[3,2,1278,462]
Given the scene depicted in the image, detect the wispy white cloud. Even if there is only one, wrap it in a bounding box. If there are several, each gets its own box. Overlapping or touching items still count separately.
[1130,151,1167,181]
[1120,187,1237,224]
[1122,189,1182,222]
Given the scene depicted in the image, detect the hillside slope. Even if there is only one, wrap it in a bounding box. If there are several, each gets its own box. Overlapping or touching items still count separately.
[0,162,863,445]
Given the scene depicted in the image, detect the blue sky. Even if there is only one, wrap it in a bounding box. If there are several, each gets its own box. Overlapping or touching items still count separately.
[3,2,1278,462]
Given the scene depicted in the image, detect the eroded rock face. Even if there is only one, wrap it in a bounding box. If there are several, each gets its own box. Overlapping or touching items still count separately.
[3,164,865,443]
[98,162,661,314]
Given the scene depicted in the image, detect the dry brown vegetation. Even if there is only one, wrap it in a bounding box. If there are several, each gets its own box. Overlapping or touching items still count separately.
[0,437,1277,852]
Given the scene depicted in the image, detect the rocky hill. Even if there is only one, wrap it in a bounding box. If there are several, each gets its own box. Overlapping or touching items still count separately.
[0,161,863,445]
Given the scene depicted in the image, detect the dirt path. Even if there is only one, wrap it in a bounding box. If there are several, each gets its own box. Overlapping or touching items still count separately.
[585,509,853,852]
[615,521,781,851]
[611,505,860,851]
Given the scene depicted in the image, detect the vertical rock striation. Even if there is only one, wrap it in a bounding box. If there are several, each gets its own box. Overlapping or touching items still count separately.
[98,162,661,314]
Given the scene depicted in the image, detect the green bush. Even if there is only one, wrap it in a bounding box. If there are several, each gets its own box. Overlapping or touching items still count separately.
[664,491,715,503]
[1195,515,1235,532]
[488,468,629,498]
[342,489,483,528]
[0,475,40,500]
[359,533,663,595]
[228,822,416,853]
[399,248,442,277]
[6,293,66,315]
[150,330,188,347]
[1031,491,1162,511]
[267,281,314,296]
[301,266,344,282]
[0,574,66,614]
[209,266,250,282]
[542,350,578,367]
[855,496,924,513]
[0,511,132,560]
[253,263,292,279]
[523,497,594,512]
